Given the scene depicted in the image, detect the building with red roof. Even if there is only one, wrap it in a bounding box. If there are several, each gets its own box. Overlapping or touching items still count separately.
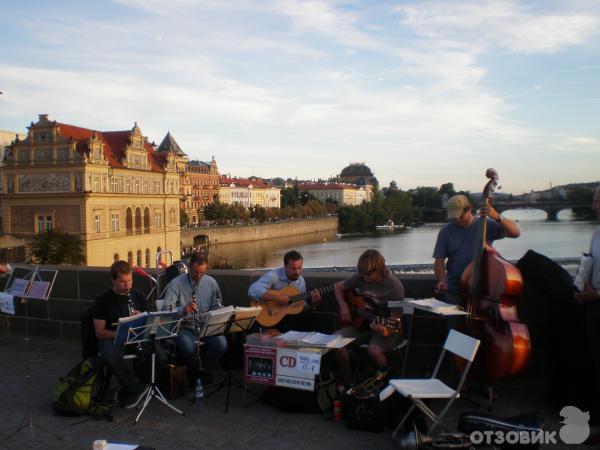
[219,176,280,209]
[0,114,181,267]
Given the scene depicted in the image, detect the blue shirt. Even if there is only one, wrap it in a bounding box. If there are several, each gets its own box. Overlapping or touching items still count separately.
[247,267,306,300]
[433,216,504,293]
[161,272,223,315]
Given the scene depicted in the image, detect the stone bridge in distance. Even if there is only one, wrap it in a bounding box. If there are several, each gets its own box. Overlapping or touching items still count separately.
[492,200,585,221]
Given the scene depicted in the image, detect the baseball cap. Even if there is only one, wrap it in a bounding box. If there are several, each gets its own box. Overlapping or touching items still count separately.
[447,195,470,219]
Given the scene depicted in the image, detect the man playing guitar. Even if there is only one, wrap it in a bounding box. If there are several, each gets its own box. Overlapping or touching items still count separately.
[248,250,322,330]
[334,249,404,387]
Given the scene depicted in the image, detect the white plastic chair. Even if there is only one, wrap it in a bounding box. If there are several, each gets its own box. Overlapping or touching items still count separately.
[389,329,480,437]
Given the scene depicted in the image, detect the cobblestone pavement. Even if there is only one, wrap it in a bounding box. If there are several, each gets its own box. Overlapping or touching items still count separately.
[0,336,597,450]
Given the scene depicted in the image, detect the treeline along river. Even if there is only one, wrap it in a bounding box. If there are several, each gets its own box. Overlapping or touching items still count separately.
[209,209,597,270]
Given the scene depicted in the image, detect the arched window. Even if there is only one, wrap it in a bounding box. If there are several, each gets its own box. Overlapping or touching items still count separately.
[136,250,142,267]
[145,248,151,267]
[127,251,133,266]
[113,253,119,262]
[144,207,150,234]
[157,247,163,267]
[135,207,142,234]
[126,208,133,236]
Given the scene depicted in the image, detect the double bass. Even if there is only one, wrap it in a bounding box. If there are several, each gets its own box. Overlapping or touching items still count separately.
[460,169,531,384]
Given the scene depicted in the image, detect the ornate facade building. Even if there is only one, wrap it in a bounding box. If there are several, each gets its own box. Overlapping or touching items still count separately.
[334,162,376,201]
[219,176,280,209]
[0,114,181,267]
[155,133,219,226]
[187,159,220,224]
[298,182,369,206]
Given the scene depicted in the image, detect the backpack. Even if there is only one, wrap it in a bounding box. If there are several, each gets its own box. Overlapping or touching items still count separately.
[53,357,112,419]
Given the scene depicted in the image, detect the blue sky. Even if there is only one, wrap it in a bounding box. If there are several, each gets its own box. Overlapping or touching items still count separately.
[1,0,599,194]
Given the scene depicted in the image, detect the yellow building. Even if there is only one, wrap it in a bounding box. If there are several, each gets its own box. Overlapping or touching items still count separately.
[0,114,181,267]
[219,176,280,208]
[298,182,368,206]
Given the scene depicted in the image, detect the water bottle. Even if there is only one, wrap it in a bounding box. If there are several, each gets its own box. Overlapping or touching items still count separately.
[194,378,204,412]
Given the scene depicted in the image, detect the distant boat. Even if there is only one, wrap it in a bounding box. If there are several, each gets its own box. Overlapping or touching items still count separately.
[375,220,404,231]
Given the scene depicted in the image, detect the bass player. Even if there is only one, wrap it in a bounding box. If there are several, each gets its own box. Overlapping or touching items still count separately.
[334,249,404,387]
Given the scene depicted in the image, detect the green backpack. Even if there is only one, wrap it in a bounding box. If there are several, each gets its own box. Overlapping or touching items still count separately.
[53,357,111,419]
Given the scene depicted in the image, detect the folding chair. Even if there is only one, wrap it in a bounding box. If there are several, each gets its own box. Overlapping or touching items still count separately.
[389,329,480,438]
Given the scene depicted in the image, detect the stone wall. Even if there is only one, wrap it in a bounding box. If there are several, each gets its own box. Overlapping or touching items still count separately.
[181,216,338,247]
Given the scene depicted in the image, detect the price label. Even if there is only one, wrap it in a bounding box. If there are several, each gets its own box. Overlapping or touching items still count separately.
[297,352,321,374]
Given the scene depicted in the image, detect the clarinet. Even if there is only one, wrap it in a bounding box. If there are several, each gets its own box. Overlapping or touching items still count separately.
[127,291,142,351]
[127,291,135,316]
[191,293,201,333]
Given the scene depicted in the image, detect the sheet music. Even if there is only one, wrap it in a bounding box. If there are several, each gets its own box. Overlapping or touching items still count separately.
[228,306,261,333]
[7,278,28,296]
[301,332,342,348]
[407,298,469,315]
[114,312,149,346]
[0,292,15,315]
[28,280,50,299]
[197,306,235,337]
[279,330,315,344]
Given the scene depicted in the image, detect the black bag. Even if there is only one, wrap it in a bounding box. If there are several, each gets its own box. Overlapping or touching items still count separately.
[343,374,413,432]
[52,357,111,419]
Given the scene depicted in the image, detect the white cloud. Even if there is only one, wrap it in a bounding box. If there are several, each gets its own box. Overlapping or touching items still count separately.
[1,0,599,194]
[397,0,600,54]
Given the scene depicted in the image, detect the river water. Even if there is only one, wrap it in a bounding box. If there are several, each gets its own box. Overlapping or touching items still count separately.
[209,209,598,269]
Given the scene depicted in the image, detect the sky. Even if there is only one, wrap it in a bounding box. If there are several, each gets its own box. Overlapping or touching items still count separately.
[1,0,599,195]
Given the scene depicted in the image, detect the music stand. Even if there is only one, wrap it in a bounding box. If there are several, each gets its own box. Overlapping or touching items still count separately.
[117,312,185,423]
[202,309,259,413]
[0,265,61,445]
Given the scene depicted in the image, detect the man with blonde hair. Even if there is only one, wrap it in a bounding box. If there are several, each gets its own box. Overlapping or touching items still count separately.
[334,249,404,387]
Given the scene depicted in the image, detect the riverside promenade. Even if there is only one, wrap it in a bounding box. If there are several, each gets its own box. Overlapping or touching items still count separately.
[0,335,598,450]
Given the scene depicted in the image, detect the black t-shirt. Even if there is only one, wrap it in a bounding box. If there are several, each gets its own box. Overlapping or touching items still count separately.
[93,288,147,331]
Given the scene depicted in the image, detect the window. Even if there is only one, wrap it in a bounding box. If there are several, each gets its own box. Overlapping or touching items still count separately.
[94,214,101,233]
[127,251,133,266]
[154,212,162,228]
[113,253,119,261]
[111,213,120,231]
[93,176,99,192]
[36,214,53,233]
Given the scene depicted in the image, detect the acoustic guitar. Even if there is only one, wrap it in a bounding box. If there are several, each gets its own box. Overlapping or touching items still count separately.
[250,284,335,328]
[337,289,403,334]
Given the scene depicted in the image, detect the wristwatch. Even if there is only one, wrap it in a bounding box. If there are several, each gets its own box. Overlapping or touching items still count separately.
[496,215,504,224]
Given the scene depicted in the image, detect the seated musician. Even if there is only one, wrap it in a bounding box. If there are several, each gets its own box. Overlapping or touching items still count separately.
[93,260,149,408]
[161,252,227,385]
[334,249,404,387]
[247,249,322,330]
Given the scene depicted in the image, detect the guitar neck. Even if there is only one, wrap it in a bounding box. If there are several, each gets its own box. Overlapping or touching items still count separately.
[289,284,334,305]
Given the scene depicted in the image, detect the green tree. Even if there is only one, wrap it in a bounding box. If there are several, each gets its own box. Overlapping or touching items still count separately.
[567,186,594,205]
[30,230,84,265]
[438,182,456,198]
[180,209,189,227]
[280,186,300,208]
